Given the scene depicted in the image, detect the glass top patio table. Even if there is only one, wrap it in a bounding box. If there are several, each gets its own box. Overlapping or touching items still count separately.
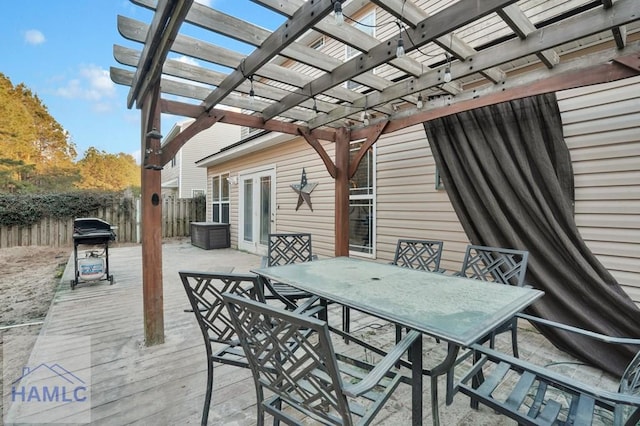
[252,256,544,347]
[252,256,544,426]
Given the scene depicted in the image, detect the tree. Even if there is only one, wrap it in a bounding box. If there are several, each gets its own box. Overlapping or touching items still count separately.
[76,147,140,191]
[0,73,78,192]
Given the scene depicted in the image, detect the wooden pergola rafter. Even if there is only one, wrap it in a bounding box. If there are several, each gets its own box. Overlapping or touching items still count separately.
[110,0,640,344]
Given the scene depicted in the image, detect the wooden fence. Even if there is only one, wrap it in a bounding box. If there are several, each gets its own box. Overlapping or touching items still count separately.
[0,197,205,248]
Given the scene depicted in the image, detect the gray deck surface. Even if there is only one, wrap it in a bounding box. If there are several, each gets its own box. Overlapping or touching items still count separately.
[4,239,618,425]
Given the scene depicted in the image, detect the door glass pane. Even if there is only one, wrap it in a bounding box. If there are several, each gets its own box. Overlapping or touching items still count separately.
[259,176,271,246]
[243,179,253,242]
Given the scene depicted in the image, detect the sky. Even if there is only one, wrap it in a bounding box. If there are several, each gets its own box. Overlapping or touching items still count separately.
[1,1,284,163]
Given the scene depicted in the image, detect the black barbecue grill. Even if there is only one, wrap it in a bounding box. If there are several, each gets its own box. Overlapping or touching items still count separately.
[71,217,116,289]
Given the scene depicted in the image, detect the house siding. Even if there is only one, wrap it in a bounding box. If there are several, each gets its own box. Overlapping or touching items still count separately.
[207,76,640,305]
[163,118,241,198]
[206,136,336,256]
[203,0,639,304]
[557,75,640,304]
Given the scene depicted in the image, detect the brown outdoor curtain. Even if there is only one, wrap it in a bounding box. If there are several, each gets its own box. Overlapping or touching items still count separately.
[423,93,640,377]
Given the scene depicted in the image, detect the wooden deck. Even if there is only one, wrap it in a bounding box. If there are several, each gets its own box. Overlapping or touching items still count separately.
[4,239,618,425]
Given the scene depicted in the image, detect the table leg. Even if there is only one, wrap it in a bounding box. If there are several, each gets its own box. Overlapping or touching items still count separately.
[411,335,423,426]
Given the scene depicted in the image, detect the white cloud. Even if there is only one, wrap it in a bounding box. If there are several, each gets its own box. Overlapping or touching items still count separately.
[55,65,116,102]
[176,55,199,66]
[194,0,213,7]
[130,149,141,165]
[25,29,45,45]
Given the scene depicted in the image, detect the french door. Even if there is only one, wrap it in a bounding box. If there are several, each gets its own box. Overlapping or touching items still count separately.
[238,167,275,255]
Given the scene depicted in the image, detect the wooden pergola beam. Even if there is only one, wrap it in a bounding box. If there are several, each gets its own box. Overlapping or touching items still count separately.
[159,99,337,142]
[126,0,193,108]
[200,0,335,112]
[140,83,164,345]
[370,0,506,84]
[262,0,520,122]
[312,0,640,130]
[352,51,640,140]
[115,15,365,109]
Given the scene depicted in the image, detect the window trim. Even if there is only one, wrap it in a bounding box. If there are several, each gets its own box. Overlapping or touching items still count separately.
[211,173,230,224]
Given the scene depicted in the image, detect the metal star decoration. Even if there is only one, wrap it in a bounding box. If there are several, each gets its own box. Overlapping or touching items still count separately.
[291,168,318,211]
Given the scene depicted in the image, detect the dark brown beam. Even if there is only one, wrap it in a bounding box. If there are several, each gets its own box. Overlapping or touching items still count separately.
[160,99,337,142]
[159,112,224,166]
[349,121,388,178]
[140,84,164,346]
[334,127,350,257]
[297,128,336,179]
[352,55,640,140]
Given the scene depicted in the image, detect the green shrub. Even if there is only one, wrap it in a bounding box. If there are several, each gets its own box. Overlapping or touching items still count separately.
[0,191,130,227]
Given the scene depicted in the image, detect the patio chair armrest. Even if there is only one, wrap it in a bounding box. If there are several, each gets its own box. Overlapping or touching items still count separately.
[460,343,640,407]
[517,313,640,346]
[343,330,420,397]
[292,295,324,317]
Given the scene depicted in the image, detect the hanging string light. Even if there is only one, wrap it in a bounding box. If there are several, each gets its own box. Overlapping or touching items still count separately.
[333,0,344,26]
[395,21,405,58]
[248,75,255,101]
[443,54,452,83]
[312,97,318,115]
[416,93,423,109]
[396,37,405,58]
[443,33,453,83]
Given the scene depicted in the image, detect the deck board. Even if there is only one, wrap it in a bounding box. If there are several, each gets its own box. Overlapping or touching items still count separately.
[4,239,618,425]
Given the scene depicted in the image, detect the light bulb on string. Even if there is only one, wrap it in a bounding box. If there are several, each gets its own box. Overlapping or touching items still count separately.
[334,1,343,26]
[443,67,452,83]
[443,53,452,83]
[416,93,423,109]
[396,37,405,58]
[248,75,255,103]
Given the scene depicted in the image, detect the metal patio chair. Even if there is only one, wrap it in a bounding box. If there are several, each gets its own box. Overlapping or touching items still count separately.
[387,239,445,343]
[458,244,529,357]
[222,292,419,426]
[453,313,640,425]
[443,245,530,405]
[261,233,316,310]
[392,238,445,272]
[180,271,264,425]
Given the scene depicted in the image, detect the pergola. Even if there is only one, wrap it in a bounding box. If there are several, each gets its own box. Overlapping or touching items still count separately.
[110,0,640,344]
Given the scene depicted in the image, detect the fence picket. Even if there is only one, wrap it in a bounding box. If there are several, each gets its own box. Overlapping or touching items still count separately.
[0,196,204,248]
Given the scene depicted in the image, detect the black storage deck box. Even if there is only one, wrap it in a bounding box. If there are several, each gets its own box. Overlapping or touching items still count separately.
[190,222,230,249]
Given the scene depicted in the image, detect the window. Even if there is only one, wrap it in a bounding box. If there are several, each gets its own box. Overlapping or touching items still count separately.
[345,12,375,91]
[211,173,230,223]
[349,141,375,256]
[192,189,205,197]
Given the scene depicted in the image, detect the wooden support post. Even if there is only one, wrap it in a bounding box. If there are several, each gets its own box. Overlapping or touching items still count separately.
[334,127,350,257]
[140,85,164,346]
